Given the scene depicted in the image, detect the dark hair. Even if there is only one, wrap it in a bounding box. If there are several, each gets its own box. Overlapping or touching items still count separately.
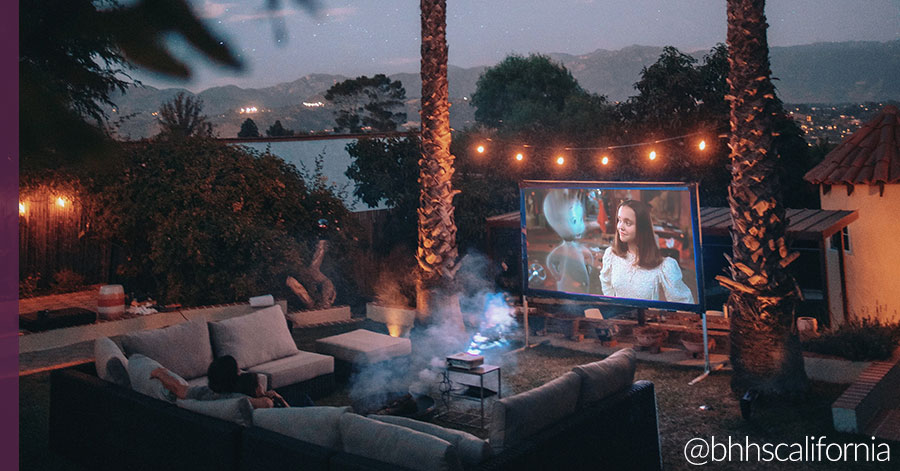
[613,199,662,269]
[207,355,239,393]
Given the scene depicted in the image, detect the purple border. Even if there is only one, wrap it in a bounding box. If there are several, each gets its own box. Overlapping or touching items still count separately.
[0,1,19,468]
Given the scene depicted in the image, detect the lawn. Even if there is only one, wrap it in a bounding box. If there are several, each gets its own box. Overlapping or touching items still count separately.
[19,342,896,470]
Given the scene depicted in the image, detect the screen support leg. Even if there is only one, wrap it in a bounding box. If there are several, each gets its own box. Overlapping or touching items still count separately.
[514,295,535,352]
[689,311,716,385]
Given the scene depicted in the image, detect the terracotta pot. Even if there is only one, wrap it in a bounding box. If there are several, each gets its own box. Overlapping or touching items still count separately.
[633,327,666,353]
[681,337,715,358]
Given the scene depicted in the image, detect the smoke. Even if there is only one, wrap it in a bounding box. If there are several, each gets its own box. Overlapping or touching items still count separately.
[348,251,520,402]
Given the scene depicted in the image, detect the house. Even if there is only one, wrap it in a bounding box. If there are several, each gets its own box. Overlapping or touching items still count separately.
[804,105,900,324]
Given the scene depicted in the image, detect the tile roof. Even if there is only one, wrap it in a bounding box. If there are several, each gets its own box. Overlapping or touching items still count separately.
[804,105,900,187]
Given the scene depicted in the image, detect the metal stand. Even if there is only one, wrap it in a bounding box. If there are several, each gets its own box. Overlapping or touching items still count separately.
[688,311,717,385]
[515,294,535,352]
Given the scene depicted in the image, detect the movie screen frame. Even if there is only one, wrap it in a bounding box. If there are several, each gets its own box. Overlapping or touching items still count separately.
[520,181,705,313]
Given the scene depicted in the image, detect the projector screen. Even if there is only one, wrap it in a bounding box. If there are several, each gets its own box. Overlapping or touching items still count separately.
[520,181,705,313]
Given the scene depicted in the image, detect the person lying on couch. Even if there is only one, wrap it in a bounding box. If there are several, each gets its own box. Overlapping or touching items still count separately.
[151,355,305,409]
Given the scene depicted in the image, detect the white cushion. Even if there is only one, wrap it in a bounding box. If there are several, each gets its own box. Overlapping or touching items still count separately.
[371,415,492,467]
[121,320,213,380]
[339,413,462,471]
[209,305,299,368]
[489,371,581,453]
[247,352,333,389]
[253,406,351,449]
[127,354,187,403]
[572,348,636,406]
[177,396,254,426]
[94,337,130,387]
[315,329,411,364]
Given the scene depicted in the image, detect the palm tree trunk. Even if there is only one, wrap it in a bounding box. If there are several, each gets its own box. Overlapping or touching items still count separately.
[418,0,464,330]
[720,0,807,398]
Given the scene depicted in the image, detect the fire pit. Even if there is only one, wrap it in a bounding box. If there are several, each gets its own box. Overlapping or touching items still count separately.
[352,391,437,421]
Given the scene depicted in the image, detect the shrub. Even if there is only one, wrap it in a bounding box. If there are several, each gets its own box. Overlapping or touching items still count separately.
[802,317,900,361]
[50,269,87,294]
[99,137,361,307]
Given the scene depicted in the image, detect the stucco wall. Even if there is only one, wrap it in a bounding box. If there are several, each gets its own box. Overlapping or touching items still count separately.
[820,183,900,323]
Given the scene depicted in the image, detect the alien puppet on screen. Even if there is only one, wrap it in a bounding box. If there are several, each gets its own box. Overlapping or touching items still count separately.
[543,189,596,294]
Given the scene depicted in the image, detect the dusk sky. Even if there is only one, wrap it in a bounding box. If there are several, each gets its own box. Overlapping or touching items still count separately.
[136,0,900,92]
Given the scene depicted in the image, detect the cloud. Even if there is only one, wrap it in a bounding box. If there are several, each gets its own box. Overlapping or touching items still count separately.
[197,0,235,19]
[226,8,298,23]
[384,57,418,66]
[322,6,358,22]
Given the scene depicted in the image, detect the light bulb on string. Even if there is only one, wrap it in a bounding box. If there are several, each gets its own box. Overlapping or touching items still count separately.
[600,155,609,166]
[556,155,565,166]
[515,152,524,161]
[476,144,485,154]
[19,202,25,215]
[698,140,707,151]
[56,197,67,208]
[648,150,657,161]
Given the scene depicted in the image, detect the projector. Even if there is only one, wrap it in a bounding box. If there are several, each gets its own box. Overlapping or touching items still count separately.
[446,352,484,370]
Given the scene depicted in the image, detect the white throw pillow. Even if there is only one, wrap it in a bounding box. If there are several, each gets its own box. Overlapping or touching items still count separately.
[571,348,636,406]
[121,319,214,380]
[208,305,299,368]
[127,354,187,403]
[370,415,492,467]
[94,337,130,387]
[339,413,462,471]
[252,406,351,449]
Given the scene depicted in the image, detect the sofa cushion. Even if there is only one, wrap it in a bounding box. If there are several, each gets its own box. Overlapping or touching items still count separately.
[121,320,213,380]
[253,406,350,449]
[572,348,637,406]
[209,305,299,368]
[127,354,187,403]
[340,413,462,471]
[489,371,581,453]
[177,396,254,426]
[94,337,130,387]
[315,329,412,364]
[371,415,492,468]
[247,352,334,389]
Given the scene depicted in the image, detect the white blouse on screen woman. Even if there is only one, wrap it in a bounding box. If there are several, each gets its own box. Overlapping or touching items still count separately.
[599,247,694,303]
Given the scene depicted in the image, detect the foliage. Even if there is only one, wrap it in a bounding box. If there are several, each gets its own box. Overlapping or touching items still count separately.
[470,54,589,131]
[238,118,260,138]
[50,269,87,294]
[19,0,134,169]
[156,92,213,139]
[98,137,357,306]
[324,74,407,133]
[802,317,900,361]
[345,137,421,251]
[266,120,295,137]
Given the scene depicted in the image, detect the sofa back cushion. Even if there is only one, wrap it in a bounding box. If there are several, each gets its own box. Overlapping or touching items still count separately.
[127,354,186,402]
[94,337,130,387]
[209,306,299,369]
[121,320,213,380]
[252,406,350,449]
[572,348,636,406]
[370,415,492,468]
[339,413,462,471]
[489,371,581,453]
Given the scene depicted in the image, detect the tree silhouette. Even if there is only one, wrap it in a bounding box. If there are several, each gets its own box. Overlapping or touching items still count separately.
[266,120,294,137]
[156,92,212,139]
[238,118,260,138]
[325,75,407,133]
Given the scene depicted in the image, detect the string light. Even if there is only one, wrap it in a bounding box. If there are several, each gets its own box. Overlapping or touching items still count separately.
[600,155,609,165]
[515,152,524,161]
[56,197,67,208]
[19,202,25,215]
[556,156,565,165]
[476,145,485,154]
[698,140,707,151]
[648,150,657,161]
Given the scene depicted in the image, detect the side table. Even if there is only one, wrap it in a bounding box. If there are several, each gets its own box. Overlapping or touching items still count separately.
[439,364,501,430]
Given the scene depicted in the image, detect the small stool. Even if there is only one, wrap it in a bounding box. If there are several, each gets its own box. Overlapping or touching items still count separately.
[315,329,412,381]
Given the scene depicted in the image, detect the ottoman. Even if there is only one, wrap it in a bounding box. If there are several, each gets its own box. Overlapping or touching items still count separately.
[315,329,412,380]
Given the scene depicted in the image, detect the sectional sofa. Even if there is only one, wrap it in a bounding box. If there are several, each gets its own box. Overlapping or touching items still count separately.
[51,326,662,471]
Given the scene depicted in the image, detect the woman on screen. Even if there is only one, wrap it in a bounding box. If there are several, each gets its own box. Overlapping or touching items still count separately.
[599,199,694,303]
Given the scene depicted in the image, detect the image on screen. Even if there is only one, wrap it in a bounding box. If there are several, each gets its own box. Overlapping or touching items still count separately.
[521,181,704,312]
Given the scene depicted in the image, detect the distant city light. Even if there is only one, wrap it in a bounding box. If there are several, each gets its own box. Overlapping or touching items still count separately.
[556,156,565,165]
[649,150,657,161]
[698,140,707,151]
[515,153,524,161]
[19,202,25,215]
[56,197,67,208]
[239,107,259,114]
[303,102,324,107]
[476,145,485,153]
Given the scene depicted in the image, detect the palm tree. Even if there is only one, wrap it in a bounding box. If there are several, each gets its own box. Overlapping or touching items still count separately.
[719,0,807,399]
[417,0,464,330]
